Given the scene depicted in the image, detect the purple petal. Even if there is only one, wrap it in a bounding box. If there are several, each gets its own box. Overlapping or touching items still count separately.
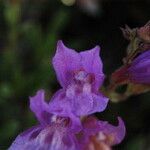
[129,72,150,84]
[80,46,105,90]
[81,117,126,146]
[42,125,78,150]
[8,126,42,150]
[49,90,74,118]
[9,125,79,150]
[49,89,82,132]
[91,93,109,114]
[50,89,108,118]
[30,90,52,125]
[128,50,150,84]
[53,41,105,90]
[132,50,150,65]
[73,93,109,116]
[52,41,80,88]
[98,117,126,145]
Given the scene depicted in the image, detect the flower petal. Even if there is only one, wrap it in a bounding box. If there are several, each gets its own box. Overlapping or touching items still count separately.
[98,117,126,145]
[91,93,109,114]
[80,46,105,90]
[81,117,126,146]
[50,89,108,118]
[41,125,78,150]
[73,93,109,116]
[132,50,150,65]
[53,41,105,90]
[128,50,150,84]
[8,126,42,150]
[9,125,78,150]
[49,89,82,132]
[52,41,81,88]
[30,90,52,125]
[130,74,150,84]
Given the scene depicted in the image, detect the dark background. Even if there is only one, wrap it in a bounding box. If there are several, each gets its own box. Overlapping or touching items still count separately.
[0,0,150,149]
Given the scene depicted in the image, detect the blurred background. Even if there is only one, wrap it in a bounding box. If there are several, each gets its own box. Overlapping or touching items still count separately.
[0,0,150,149]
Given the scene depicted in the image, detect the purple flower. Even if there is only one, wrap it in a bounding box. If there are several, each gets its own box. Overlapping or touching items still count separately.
[127,50,150,84]
[9,41,126,150]
[9,90,81,150]
[50,41,109,117]
[78,116,126,150]
[9,90,125,150]
[112,50,150,85]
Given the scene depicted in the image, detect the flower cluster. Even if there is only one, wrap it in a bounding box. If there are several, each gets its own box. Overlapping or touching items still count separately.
[9,41,126,150]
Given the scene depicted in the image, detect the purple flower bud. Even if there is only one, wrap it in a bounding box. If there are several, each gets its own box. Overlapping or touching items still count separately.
[112,50,150,85]
[127,50,150,84]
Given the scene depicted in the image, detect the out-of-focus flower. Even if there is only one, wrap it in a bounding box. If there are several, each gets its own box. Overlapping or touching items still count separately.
[77,0,100,15]
[121,22,150,64]
[50,40,109,117]
[9,90,81,150]
[137,21,150,43]
[107,22,150,102]
[120,25,137,41]
[61,0,76,6]
[111,50,150,85]
[78,117,126,150]
[60,0,101,15]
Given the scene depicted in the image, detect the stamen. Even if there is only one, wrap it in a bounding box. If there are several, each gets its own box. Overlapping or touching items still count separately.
[66,85,76,98]
[75,71,88,81]
[83,83,92,93]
